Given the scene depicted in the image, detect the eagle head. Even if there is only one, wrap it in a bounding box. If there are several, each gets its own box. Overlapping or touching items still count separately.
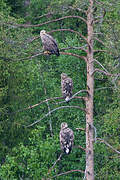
[61,73,68,80]
[40,30,46,36]
[61,122,68,130]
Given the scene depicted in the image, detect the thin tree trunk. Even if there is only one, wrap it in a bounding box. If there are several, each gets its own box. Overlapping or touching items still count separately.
[86,0,94,179]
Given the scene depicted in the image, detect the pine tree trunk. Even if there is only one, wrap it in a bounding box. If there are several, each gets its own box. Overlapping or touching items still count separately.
[86,0,94,179]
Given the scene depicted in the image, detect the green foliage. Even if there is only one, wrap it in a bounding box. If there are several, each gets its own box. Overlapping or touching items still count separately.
[94,89,120,179]
[5,0,25,17]
[0,0,120,179]
[0,126,59,179]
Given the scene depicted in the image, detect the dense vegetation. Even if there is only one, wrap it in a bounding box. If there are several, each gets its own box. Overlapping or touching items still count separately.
[0,0,120,179]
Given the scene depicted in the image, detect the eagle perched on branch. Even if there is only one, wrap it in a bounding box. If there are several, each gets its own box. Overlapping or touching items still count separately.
[61,73,73,102]
[40,30,60,56]
[60,122,74,154]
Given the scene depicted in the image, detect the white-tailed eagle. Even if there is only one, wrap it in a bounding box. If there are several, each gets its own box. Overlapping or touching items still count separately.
[61,73,73,102]
[40,30,60,56]
[60,122,74,154]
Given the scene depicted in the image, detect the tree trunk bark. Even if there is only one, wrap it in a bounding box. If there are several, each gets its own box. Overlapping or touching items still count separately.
[86,0,94,180]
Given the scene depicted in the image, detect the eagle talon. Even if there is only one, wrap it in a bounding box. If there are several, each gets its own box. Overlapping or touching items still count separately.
[44,51,51,55]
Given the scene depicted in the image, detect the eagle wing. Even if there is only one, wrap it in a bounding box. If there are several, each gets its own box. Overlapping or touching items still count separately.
[60,127,74,154]
[41,33,59,56]
[62,77,73,100]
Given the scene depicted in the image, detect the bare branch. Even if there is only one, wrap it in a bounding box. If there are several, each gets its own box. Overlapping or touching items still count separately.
[49,29,87,42]
[66,89,88,101]
[17,51,87,62]
[95,87,113,91]
[94,0,105,6]
[94,37,105,46]
[76,128,85,131]
[56,97,85,105]
[97,138,120,155]
[6,16,87,28]
[93,68,120,77]
[11,97,64,114]
[74,145,86,151]
[55,91,87,105]
[61,46,87,53]
[26,106,86,127]
[68,6,87,15]
[47,153,63,175]
[52,169,84,178]
[93,49,107,53]
[34,12,54,20]
[12,90,87,115]
[60,52,87,62]
[17,52,44,61]
[74,96,87,100]
[94,59,109,73]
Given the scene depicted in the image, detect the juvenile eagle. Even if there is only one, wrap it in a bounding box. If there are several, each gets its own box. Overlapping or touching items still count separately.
[61,73,73,102]
[40,30,60,56]
[60,122,74,154]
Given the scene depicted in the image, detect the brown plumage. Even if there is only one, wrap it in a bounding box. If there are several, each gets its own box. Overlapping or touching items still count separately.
[40,30,60,56]
[61,73,73,102]
[60,122,74,154]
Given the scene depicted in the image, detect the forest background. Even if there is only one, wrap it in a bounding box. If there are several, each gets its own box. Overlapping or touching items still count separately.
[0,0,120,179]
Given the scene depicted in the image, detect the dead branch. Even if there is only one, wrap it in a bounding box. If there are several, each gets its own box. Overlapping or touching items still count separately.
[55,95,87,105]
[92,68,120,77]
[94,59,109,73]
[26,106,86,127]
[11,97,64,114]
[94,37,105,46]
[11,90,87,115]
[56,97,86,105]
[94,0,106,6]
[60,52,87,62]
[97,138,120,155]
[76,128,85,131]
[52,169,84,178]
[74,145,86,151]
[47,153,63,175]
[34,12,54,20]
[61,46,87,53]
[66,89,88,101]
[7,15,87,28]
[49,29,87,42]
[17,51,87,62]
[95,87,113,91]
[93,49,107,53]
[68,6,87,15]
[74,96,87,100]
[17,52,44,61]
